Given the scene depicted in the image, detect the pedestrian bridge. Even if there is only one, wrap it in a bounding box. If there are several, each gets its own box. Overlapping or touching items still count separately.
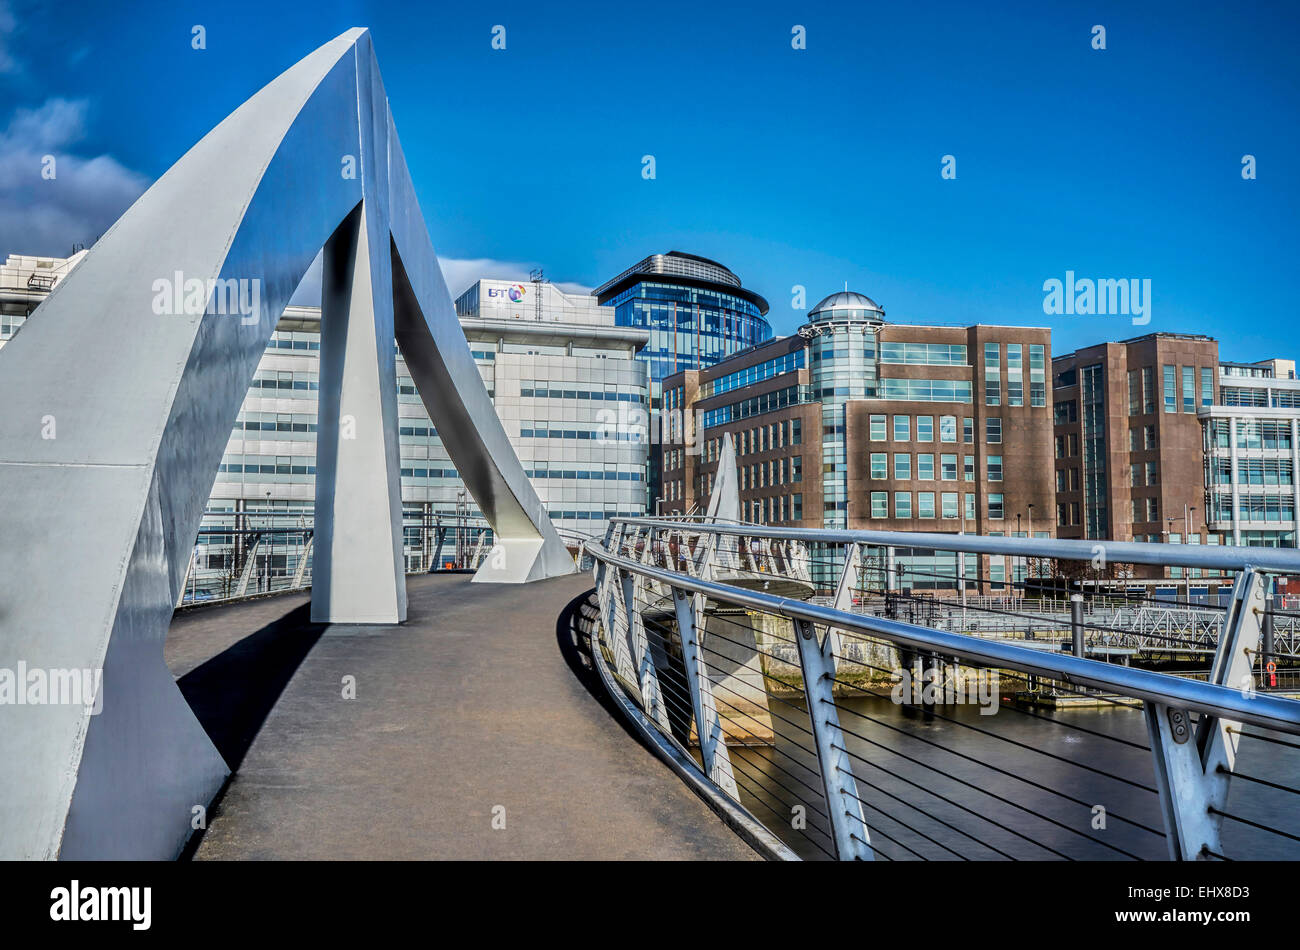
[171,571,757,860]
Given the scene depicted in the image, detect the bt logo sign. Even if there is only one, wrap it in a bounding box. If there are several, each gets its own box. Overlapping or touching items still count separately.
[487,284,527,302]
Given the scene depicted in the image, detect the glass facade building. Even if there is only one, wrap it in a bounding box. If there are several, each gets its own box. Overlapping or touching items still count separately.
[594,251,770,504]
[1,255,649,598]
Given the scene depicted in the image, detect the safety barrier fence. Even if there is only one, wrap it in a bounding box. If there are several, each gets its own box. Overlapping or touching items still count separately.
[175,513,593,608]
[583,518,1300,861]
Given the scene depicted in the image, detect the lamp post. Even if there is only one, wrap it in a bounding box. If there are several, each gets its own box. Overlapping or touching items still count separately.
[264,490,272,592]
[1027,502,1035,581]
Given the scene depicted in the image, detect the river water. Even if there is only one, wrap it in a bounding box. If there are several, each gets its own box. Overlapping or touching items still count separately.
[726,692,1300,861]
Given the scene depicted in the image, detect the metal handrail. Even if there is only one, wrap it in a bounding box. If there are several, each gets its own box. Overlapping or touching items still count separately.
[617,517,1300,574]
[585,539,1300,736]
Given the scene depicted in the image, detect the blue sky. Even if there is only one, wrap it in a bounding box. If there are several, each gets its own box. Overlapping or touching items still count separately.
[1,0,1296,360]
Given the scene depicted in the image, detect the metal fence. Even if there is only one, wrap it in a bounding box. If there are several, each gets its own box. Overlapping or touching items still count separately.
[175,512,593,608]
[584,518,1300,861]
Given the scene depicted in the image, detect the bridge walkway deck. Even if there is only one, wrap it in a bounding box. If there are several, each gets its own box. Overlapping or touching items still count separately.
[167,572,757,860]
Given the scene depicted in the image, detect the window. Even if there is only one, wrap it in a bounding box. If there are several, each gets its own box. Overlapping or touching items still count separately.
[964,455,975,482]
[869,415,886,440]
[1054,435,1065,459]
[918,492,936,518]
[870,492,888,518]
[986,418,1002,443]
[941,453,958,480]
[791,456,802,482]
[939,416,957,442]
[988,493,1005,519]
[1006,344,1023,406]
[941,492,959,518]
[1130,463,1141,487]
[1129,427,1138,451]
[917,453,935,480]
[894,453,911,479]
[1142,367,1155,414]
[987,455,1003,481]
[1054,400,1078,424]
[894,492,912,519]
[917,415,934,441]
[1144,425,1156,450]
[792,418,802,445]
[984,343,1001,406]
[1029,344,1046,406]
[965,493,976,520]
[1127,369,1140,415]
[792,494,803,520]
[870,454,887,479]
[1163,365,1176,413]
[1182,366,1194,413]
[893,415,910,441]
[1146,461,1158,485]
[963,417,974,443]
[1201,367,1213,407]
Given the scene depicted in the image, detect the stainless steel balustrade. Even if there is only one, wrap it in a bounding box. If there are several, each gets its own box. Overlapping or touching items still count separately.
[583,519,1300,862]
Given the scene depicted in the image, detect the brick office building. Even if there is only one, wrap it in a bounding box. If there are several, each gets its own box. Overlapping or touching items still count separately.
[659,290,1055,589]
[1051,334,1219,547]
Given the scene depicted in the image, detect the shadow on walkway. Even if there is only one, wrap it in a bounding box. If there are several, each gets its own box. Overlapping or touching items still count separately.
[177,603,326,771]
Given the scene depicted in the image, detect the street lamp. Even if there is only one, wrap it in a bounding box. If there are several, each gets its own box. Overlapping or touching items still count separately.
[264,490,272,592]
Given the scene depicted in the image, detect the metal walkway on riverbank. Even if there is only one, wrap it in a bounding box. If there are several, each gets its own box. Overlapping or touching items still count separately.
[168,574,757,860]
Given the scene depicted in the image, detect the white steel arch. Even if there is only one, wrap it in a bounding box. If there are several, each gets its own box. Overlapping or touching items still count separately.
[0,28,573,859]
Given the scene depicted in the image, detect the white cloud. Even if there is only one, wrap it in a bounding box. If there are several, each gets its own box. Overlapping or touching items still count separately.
[0,2,18,76]
[0,97,149,257]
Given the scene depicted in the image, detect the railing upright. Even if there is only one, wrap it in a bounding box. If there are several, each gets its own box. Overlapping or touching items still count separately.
[1144,566,1264,860]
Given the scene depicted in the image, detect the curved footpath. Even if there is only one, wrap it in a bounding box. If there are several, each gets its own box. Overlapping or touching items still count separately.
[167,572,758,860]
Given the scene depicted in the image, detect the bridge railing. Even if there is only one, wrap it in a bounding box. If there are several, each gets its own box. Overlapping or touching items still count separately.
[583,518,1300,861]
[176,513,596,608]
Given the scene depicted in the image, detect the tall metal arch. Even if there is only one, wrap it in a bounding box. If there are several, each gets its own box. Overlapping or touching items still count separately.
[0,28,572,859]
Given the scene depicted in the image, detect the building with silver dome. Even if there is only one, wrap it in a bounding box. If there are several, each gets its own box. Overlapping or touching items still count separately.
[658,288,1055,591]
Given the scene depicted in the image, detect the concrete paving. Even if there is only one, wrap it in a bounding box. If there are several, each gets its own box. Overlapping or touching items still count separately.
[167,573,758,860]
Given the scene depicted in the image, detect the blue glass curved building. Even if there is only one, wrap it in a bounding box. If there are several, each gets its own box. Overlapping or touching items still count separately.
[594,251,771,506]
[595,251,771,407]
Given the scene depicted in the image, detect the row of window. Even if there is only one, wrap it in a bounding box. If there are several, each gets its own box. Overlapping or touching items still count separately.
[878,342,968,365]
[868,414,1000,444]
[1210,458,1296,486]
[701,350,805,397]
[518,385,646,403]
[869,452,990,482]
[524,468,644,482]
[868,491,991,520]
[519,425,643,441]
[741,456,803,489]
[1206,418,1296,450]
[879,378,973,404]
[984,343,1047,407]
[701,385,804,428]
[700,418,804,462]
[743,493,804,524]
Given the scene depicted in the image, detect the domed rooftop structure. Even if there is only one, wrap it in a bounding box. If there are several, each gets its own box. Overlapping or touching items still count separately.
[808,290,885,323]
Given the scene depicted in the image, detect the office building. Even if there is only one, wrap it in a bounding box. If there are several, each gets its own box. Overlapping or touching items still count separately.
[1051,334,1219,557]
[660,289,1055,589]
[594,251,771,502]
[1202,358,1300,549]
[1,255,649,593]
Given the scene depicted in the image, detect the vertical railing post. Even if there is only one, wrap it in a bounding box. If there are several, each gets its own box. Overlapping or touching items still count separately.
[669,584,738,799]
[1071,593,1085,658]
[792,615,873,860]
[1145,566,1265,859]
[1263,592,1276,687]
[595,530,638,687]
[620,567,671,732]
